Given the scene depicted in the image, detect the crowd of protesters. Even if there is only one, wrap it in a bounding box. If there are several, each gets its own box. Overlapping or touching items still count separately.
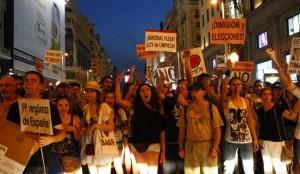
[1,48,300,174]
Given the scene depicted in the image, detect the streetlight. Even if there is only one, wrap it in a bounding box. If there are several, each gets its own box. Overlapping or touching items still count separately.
[211,0,225,19]
[229,52,239,64]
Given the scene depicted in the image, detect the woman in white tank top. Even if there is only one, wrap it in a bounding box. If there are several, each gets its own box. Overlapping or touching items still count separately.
[221,77,259,174]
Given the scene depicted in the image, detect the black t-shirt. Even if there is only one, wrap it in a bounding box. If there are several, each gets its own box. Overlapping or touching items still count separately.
[131,105,165,143]
[7,101,61,167]
[164,95,181,143]
[256,104,286,141]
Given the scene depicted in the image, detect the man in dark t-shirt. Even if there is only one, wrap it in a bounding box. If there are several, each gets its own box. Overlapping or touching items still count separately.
[6,71,63,174]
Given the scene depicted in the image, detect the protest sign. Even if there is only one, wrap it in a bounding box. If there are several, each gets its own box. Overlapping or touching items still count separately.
[44,50,62,64]
[185,47,207,77]
[233,61,254,72]
[157,66,176,84]
[18,99,53,135]
[216,55,226,68]
[210,18,246,44]
[232,61,254,84]
[0,120,38,174]
[136,44,158,59]
[145,30,176,52]
[288,37,300,74]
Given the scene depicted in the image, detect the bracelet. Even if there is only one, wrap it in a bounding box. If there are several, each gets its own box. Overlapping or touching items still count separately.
[211,147,218,153]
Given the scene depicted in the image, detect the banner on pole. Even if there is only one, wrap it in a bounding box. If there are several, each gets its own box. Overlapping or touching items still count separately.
[210,18,246,44]
[186,47,207,77]
[232,61,254,85]
[157,66,176,84]
[145,30,176,52]
[234,61,254,72]
[44,50,62,64]
[18,99,53,135]
[136,44,158,59]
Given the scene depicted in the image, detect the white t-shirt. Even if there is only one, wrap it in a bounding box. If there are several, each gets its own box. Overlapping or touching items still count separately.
[223,98,252,144]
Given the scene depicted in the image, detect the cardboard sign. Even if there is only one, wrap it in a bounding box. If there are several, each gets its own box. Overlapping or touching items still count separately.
[44,50,62,64]
[288,37,300,74]
[18,99,53,135]
[187,47,207,77]
[232,71,252,85]
[234,61,254,72]
[0,120,38,174]
[145,30,176,52]
[210,18,246,44]
[157,66,176,84]
[136,44,158,59]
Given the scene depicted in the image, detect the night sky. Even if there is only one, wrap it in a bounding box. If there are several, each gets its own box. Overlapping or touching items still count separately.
[77,0,173,73]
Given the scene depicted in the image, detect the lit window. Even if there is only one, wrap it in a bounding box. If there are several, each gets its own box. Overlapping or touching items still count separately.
[287,13,300,36]
[257,32,268,49]
[256,60,277,82]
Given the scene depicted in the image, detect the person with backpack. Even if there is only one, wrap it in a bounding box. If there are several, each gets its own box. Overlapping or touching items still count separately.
[177,82,224,174]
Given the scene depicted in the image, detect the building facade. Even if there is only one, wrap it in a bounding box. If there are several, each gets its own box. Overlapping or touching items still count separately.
[245,0,300,82]
[65,0,112,86]
[200,0,300,83]
[0,0,13,76]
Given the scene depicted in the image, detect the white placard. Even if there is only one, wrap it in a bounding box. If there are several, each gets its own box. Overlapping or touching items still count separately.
[18,99,53,135]
[157,66,176,84]
[145,30,176,52]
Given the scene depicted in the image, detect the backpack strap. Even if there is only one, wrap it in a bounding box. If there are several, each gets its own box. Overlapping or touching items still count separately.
[209,102,213,121]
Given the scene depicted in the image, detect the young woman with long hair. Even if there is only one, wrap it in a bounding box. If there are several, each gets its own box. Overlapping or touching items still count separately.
[50,95,82,174]
[81,81,114,174]
[115,74,165,174]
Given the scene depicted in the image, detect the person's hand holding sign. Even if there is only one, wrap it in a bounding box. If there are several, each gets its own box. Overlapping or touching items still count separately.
[38,135,55,147]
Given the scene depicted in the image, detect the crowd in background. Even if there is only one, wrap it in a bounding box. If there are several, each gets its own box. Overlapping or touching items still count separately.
[1,49,300,174]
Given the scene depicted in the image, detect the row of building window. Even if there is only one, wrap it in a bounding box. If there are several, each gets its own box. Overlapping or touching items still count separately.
[257,11,300,49]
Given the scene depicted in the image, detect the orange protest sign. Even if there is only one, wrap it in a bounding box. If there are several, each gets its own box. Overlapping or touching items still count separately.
[234,61,254,72]
[210,18,246,44]
[136,44,158,59]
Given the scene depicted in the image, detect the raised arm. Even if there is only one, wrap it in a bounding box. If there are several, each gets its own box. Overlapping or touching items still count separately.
[127,65,135,84]
[115,73,133,110]
[183,49,193,86]
[266,48,293,88]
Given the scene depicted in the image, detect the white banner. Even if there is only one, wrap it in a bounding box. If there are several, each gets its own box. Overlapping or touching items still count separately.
[188,47,207,77]
[18,99,53,135]
[14,0,65,59]
[288,37,300,74]
[145,30,176,52]
[157,66,176,84]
